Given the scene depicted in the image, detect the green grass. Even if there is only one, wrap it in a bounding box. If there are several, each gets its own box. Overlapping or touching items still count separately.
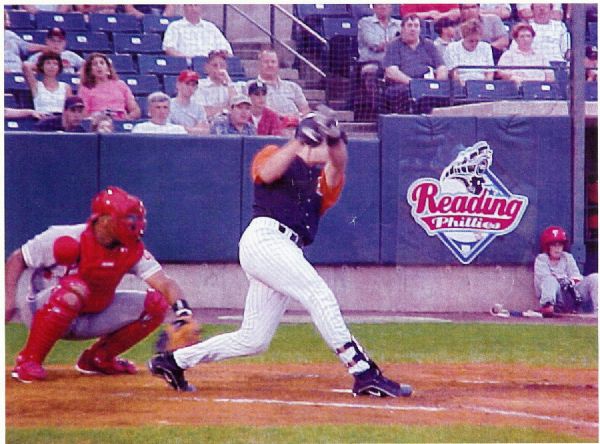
[5,322,597,369]
[5,424,589,444]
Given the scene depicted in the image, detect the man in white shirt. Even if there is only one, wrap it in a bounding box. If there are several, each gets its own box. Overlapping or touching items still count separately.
[162,5,232,59]
[132,92,187,135]
[255,49,310,118]
[528,3,570,62]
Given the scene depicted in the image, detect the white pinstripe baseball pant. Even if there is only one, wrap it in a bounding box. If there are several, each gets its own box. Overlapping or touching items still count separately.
[173,217,355,370]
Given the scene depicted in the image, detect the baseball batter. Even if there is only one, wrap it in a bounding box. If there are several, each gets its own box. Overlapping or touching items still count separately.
[6,186,194,383]
[149,108,413,397]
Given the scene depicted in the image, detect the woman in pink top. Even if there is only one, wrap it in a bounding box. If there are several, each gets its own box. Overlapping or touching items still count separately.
[498,23,554,85]
[78,53,140,120]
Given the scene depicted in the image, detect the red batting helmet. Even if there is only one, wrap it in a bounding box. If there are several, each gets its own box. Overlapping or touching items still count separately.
[540,225,568,253]
[91,186,146,247]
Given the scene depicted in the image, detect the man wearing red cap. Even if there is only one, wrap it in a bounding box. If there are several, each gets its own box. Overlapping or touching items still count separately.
[168,70,209,135]
[27,27,84,74]
[6,186,195,383]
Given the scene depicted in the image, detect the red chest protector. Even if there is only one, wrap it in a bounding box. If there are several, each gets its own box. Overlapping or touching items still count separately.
[75,226,144,313]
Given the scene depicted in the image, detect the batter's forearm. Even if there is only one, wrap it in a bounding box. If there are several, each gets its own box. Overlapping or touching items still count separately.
[257,139,304,184]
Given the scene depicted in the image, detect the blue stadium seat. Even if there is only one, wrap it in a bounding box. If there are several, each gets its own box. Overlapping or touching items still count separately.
[138,54,188,76]
[227,56,247,81]
[350,4,373,19]
[322,17,358,39]
[7,10,34,29]
[5,93,18,108]
[15,29,47,44]
[409,79,451,99]
[113,33,163,54]
[58,73,81,92]
[5,116,39,131]
[192,56,208,75]
[295,4,350,21]
[521,81,566,100]
[89,13,141,33]
[120,74,161,95]
[142,14,181,34]
[108,54,137,73]
[5,73,30,92]
[35,11,87,31]
[588,21,598,46]
[322,17,358,77]
[585,81,598,101]
[163,75,178,96]
[66,31,111,53]
[113,119,142,132]
[136,95,149,118]
[465,80,521,101]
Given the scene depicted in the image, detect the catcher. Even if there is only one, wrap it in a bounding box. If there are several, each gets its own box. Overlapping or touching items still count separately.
[5,186,199,383]
[535,226,598,317]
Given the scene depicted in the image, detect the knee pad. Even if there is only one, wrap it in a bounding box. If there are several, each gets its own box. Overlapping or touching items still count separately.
[143,289,169,319]
[336,336,373,374]
[49,276,89,313]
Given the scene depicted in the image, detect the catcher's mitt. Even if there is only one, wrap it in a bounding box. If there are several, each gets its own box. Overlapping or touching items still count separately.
[155,316,202,353]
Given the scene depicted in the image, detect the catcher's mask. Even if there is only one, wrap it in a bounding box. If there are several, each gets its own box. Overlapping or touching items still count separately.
[540,225,568,253]
[90,186,146,247]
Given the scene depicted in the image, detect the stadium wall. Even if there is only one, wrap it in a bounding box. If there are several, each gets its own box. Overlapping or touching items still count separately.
[4,116,577,312]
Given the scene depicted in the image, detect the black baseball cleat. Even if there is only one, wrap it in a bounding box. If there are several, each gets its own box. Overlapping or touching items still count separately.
[352,366,412,398]
[147,352,195,392]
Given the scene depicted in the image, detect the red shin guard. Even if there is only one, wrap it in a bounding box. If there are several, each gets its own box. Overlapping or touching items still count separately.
[85,289,168,361]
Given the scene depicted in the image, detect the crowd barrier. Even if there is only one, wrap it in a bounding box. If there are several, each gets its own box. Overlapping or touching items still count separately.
[5,115,574,266]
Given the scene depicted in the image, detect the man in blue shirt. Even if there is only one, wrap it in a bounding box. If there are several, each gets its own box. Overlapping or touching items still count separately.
[210,94,257,135]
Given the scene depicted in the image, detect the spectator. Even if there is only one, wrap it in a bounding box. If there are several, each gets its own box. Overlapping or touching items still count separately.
[120,4,157,18]
[518,3,563,22]
[90,112,114,133]
[535,226,597,317]
[78,53,141,120]
[20,5,71,13]
[433,18,458,60]
[34,96,85,132]
[27,27,84,74]
[247,80,282,136]
[279,115,300,139]
[498,22,554,85]
[163,4,185,17]
[458,4,509,60]
[523,3,570,63]
[256,49,310,118]
[478,3,512,20]
[445,19,495,83]
[585,46,597,82]
[210,94,256,136]
[194,50,245,120]
[132,92,187,134]
[23,51,72,114]
[169,70,209,135]
[5,108,47,119]
[357,4,403,113]
[400,4,460,21]
[383,14,448,113]
[162,5,232,59]
[73,5,117,15]
[5,10,48,73]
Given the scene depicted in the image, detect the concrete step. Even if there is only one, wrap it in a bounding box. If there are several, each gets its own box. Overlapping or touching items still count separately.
[304,89,325,101]
[340,122,377,134]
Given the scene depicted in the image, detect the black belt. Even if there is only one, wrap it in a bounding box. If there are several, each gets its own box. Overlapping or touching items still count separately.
[278,224,303,247]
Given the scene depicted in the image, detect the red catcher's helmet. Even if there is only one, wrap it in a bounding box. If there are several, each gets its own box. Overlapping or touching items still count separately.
[540,225,568,253]
[91,186,146,247]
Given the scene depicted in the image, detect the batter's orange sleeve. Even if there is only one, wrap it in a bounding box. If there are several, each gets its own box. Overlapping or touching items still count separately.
[251,145,280,184]
[319,171,345,215]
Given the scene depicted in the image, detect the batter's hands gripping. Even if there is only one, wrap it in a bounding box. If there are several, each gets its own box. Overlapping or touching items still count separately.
[155,299,202,353]
[295,114,324,147]
[314,104,347,146]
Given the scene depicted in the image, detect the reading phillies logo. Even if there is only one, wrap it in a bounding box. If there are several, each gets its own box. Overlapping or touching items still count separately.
[407,141,528,264]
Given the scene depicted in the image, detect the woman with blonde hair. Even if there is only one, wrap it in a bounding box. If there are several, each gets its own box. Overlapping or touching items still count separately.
[78,53,140,120]
[444,19,494,84]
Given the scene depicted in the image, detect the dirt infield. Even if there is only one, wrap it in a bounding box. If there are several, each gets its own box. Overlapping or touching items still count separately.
[6,362,598,440]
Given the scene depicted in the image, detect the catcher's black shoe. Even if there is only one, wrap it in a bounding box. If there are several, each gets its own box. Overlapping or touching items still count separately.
[147,352,195,392]
[352,366,412,398]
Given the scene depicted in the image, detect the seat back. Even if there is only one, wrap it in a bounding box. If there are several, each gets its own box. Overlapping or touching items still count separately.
[585,81,598,101]
[15,29,47,44]
[108,53,137,73]
[66,31,111,53]
[89,13,141,33]
[7,10,34,29]
[409,79,451,99]
[465,80,520,100]
[113,119,143,132]
[227,56,247,81]
[138,54,188,75]
[58,73,81,92]
[295,4,350,21]
[521,81,565,100]
[5,116,39,131]
[142,15,181,34]
[5,73,30,92]
[321,17,358,39]
[5,93,19,108]
[163,75,178,96]
[120,74,161,95]
[35,11,87,31]
[113,32,163,54]
[192,56,208,75]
